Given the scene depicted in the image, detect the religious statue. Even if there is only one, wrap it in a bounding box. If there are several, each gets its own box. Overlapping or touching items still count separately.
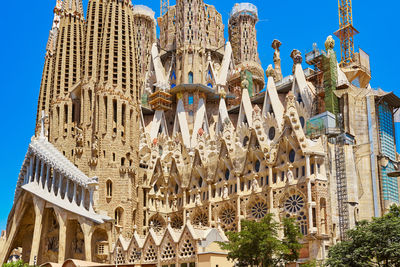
[251,176,259,192]
[223,183,229,199]
[195,190,201,206]
[172,197,178,212]
[287,165,295,185]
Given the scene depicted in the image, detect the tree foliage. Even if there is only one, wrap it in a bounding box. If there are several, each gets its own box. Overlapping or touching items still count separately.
[2,260,29,267]
[218,214,303,267]
[326,205,400,267]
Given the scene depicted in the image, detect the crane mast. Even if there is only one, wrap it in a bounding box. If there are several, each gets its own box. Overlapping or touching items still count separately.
[334,0,359,67]
[160,0,169,16]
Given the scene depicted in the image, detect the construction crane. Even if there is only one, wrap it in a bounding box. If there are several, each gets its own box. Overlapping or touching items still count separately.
[160,0,169,17]
[334,0,359,67]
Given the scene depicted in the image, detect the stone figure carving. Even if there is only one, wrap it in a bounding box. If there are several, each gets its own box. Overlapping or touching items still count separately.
[251,176,259,191]
[223,183,229,199]
[271,39,283,81]
[172,197,178,212]
[287,166,294,184]
[195,190,201,206]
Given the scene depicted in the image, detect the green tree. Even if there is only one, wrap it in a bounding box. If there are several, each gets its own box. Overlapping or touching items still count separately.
[2,260,29,267]
[326,205,400,267]
[218,214,303,267]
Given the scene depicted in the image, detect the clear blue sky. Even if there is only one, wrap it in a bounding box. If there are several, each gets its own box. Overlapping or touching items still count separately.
[0,0,399,231]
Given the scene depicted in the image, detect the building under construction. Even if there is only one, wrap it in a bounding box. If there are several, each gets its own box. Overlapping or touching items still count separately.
[0,0,399,266]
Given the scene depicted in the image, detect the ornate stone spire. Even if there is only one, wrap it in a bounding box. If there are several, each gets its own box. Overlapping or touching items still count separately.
[271,39,283,82]
[290,49,302,73]
[35,0,62,135]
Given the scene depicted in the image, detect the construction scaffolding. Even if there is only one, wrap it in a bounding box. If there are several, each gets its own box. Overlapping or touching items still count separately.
[334,116,350,240]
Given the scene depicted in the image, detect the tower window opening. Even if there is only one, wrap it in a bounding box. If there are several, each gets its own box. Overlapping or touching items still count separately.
[188,72,194,84]
[113,100,117,123]
[106,180,112,197]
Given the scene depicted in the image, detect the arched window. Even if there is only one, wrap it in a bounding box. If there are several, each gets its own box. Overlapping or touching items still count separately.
[225,169,230,180]
[188,72,194,84]
[289,150,296,163]
[106,180,112,197]
[255,160,261,172]
[115,207,123,226]
[243,136,249,147]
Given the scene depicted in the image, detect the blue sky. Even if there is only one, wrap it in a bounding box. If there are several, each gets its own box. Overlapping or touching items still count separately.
[0,0,399,230]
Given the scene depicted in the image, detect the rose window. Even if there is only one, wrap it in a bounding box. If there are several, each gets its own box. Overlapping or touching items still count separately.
[192,213,208,226]
[251,202,268,219]
[220,208,236,225]
[150,218,163,232]
[284,195,305,214]
[171,216,183,229]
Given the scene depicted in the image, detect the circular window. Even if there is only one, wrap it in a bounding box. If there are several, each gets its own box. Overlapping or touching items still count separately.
[251,202,268,219]
[268,127,276,140]
[284,195,305,214]
[221,208,236,225]
[150,218,163,232]
[289,149,296,163]
[299,117,305,128]
[193,213,208,226]
[171,216,183,229]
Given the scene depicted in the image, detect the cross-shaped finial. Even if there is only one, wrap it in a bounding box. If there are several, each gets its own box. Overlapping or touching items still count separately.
[40,111,48,139]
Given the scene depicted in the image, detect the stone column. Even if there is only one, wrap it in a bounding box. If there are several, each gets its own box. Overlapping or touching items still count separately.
[268,166,274,209]
[237,196,241,231]
[46,165,51,191]
[57,173,63,198]
[72,182,77,204]
[208,183,212,226]
[34,157,40,184]
[80,187,86,207]
[65,179,70,201]
[29,196,45,266]
[54,207,68,264]
[39,161,45,188]
[306,155,313,233]
[89,189,95,212]
[79,219,94,262]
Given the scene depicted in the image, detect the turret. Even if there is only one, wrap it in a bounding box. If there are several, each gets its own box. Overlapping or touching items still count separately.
[228,3,264,96]
[132,5,157,103]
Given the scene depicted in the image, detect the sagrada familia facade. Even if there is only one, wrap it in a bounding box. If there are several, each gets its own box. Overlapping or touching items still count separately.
[1,0,399,266]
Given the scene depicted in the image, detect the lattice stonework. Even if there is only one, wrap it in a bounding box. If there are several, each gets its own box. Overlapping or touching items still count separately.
[144,245,157,262]
[179,239,195,259]
[128,248,141,263]
[115,248,125,264]
[161,241,176,261]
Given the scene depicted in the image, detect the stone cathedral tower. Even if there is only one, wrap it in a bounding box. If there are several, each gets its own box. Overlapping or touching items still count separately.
[228,3,264,102]
[2,0,400,266]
